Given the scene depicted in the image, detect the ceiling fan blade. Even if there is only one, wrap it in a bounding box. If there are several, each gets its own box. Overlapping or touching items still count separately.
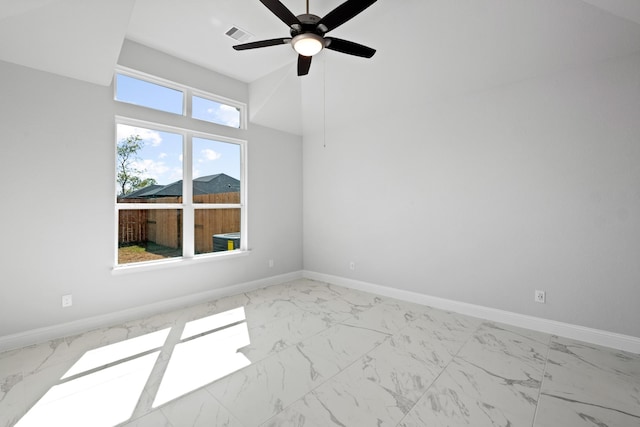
[317,0,377,32]
[260,0,301,27]
[298,55,312,76]
[325,37,376,58]
[233,38,291,51]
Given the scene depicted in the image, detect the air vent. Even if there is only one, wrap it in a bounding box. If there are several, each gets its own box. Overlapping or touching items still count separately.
[225,26,252,42]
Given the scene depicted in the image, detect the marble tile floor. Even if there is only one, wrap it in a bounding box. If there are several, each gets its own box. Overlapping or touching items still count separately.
[1,279,639,427]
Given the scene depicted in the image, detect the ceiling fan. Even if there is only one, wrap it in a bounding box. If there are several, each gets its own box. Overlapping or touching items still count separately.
[232,0,378,76]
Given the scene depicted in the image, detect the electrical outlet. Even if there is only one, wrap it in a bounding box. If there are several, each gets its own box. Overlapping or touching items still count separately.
[268,259,274,268]
[535,290,545,304]
[62,294,73,308]
[349,261,355,271]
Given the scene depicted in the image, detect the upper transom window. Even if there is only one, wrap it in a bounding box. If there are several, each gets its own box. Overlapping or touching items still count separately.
[115,69,246,129]
[115,73,184,115]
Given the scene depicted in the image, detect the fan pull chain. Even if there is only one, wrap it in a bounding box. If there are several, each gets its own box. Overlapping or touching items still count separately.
[322,54,328,223]
[306,0,310,14]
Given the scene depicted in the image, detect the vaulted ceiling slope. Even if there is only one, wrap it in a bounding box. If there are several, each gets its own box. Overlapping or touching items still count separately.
[1,0,640,134]
[0,0,136,86]
[581,0,640,24]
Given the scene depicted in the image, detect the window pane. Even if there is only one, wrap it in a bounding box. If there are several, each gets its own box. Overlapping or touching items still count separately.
[116,74,183,114]
[195,209,240,255]
[118,209,183,264]
[116,124,183,202]
[192,138,241,204]
[192,96,240,128]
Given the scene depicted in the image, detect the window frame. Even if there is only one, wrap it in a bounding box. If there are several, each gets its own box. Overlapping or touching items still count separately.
[113,69,248,270]
[115,67,247,130]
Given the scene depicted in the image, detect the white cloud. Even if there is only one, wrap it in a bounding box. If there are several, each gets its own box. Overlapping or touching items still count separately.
[158,152,168,159]
[201,148,222,161]
[117,124,163,147]
[199,104,240,128]
[217,105,241,128]
[130,159,183,184]
[131,159,169,182]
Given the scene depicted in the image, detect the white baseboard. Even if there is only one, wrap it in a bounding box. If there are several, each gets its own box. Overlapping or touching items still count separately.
[0,271,303,352]
[303,270,640,354]
[5,269,638,355]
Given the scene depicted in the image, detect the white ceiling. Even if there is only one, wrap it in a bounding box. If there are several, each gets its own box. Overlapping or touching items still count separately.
[0,0,135,86]
[1,0,640,134]
[126,0,640,84]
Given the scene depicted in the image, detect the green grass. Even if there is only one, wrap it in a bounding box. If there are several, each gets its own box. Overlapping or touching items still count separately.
[118,242,182,264]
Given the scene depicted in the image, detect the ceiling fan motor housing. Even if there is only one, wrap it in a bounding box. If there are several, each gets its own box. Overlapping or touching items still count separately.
[290,14,326,37]
[233,0,378,75]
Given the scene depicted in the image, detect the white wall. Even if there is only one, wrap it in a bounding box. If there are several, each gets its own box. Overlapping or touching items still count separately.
[303,52,640,338]
[0,42,302,340]
[2,35,638,346]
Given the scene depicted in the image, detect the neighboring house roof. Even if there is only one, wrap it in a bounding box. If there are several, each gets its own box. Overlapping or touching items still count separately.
[143,180,183,197]
[193,173,241,195]
[121,174,240,199]
[121,184,164,198]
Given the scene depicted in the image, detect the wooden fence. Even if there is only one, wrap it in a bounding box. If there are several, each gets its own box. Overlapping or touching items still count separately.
[118,192,240,253]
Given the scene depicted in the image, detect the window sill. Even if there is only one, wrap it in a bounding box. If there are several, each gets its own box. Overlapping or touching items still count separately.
[111,250,251,275]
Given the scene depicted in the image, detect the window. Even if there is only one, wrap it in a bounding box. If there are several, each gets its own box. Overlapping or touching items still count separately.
[115,70,246,267]
[115,74,184,115]
[192,95,241,128]
[115,70,245,129]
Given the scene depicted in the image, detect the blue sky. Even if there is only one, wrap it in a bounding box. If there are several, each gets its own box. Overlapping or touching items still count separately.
[117,124,241,185]
[116,74,241,185]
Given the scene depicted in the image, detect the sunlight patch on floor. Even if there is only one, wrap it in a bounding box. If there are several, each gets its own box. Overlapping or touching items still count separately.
[16,352,160,427]
[62,329,170,379]
[154,309,251,407]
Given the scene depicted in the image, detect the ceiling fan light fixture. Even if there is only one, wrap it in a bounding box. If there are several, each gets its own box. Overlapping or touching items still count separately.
[233,0,378,76]
[291,33,324,56]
